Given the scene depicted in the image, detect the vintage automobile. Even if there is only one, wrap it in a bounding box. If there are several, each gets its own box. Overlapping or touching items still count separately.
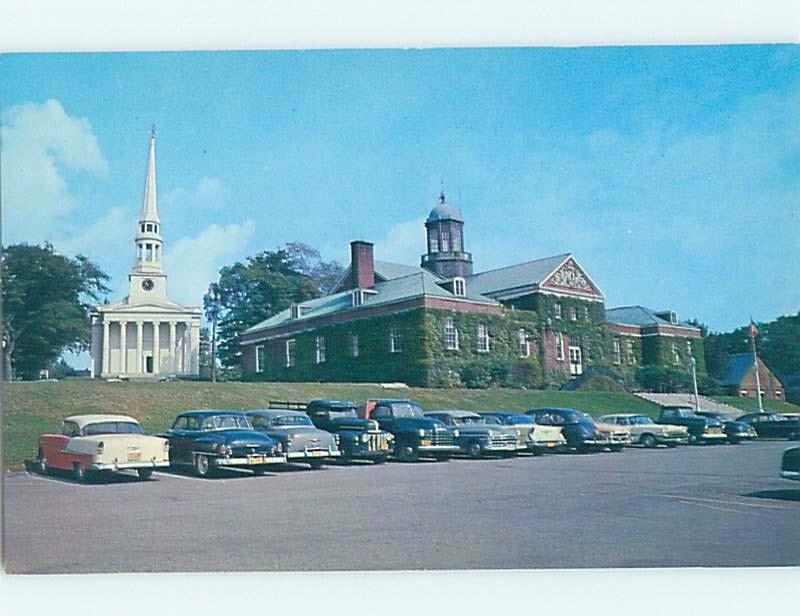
[246,409,341,468]
[425,410,517,458]
[37,414,169,482]
[304,399,394,463]
[162,410,285,477]
[598,414,688,448]
[656,406,727,445]
[480,411,567,453]
[736,412,800,440]
[526,408,626,452]
[780,446,800,480]
[366,399,460,462]
[694,410,758,444]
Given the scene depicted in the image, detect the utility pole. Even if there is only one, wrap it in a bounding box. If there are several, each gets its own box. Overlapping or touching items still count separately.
[749,320,763,412]
[206,284,220,384]
[690,356,700,413]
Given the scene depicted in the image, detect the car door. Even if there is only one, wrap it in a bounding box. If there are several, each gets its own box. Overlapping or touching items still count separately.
[170,416,199,464]
[371,405,395,432]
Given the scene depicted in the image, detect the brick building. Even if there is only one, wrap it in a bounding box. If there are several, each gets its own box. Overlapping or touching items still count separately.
[240,195,704,387]
[720,353,785,400]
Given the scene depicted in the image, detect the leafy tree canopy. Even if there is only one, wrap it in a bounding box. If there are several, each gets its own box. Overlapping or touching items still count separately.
[204,243,342,367]
[2,243,110,380]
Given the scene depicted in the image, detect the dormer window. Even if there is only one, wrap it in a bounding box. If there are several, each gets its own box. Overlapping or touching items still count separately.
[453,277,466,297]
[290,304,304,319]
[352,289,364,307]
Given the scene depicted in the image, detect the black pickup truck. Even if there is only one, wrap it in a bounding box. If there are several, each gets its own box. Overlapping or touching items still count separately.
[656,406,727,445]
[304,400,394,463]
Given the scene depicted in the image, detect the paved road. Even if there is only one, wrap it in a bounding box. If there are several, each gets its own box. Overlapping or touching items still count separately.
[3,441,798,573]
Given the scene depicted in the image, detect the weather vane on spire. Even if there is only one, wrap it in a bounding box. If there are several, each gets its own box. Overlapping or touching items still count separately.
[150,123,156,139]
[439,179,446,204]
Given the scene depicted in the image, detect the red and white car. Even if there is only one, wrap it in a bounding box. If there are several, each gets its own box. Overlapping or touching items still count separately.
[36,414,169,482]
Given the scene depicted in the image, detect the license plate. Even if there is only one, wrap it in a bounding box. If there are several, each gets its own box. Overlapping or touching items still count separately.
[127,451,141,461]
[547,442,556,447]
[310,450,327,457]
[380,443,389,450]
[248,455,265,464]
[420,439,432,446]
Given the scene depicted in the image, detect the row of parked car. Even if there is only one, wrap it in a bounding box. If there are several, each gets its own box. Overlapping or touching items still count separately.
[34,399,800,483]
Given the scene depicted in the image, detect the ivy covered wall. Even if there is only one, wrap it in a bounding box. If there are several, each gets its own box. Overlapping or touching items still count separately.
[642,335,706,374]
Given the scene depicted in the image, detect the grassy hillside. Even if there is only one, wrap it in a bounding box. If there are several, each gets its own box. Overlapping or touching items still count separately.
[712,396,800,415]
[2,379,660,470]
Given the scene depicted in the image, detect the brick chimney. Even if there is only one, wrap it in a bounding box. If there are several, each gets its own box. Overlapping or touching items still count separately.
[349,240,375,289]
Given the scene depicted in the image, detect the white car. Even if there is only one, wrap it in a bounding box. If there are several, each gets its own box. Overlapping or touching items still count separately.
[599,414,689,448]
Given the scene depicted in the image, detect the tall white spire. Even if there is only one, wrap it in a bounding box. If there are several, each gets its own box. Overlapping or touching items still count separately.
[140,126,160,224]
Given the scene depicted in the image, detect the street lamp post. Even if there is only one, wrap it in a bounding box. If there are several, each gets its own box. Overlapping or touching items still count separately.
[690,356,700,414]
[207,285,220,384]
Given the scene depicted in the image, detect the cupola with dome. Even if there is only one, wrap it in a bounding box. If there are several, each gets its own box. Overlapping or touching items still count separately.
[421,192,473,278]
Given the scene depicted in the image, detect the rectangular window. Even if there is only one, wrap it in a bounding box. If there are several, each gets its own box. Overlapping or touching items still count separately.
[477,324,490,353]
[583,306,590,320]
[613,339,621,364]
[453,278,465,297]
[440,228,450,252]
[672,342,680,365]
[428,229,439,253]
[555,333,565,361]
[739,389,748,397]
[315,336,326,364]
[569,346,583,376]
[290,305,300,319]
[146,243,153,260]
[285,339,296,368]
[569,306,578,321]
[351,334,359,358]
[452,230,462,252]
[686,340,693,358]
[554,303,562,319]
[518,329,530,358]
[626,340,636,365]
[389,325,402,353]
[255,345,265,373]
[351,290,363,307]
[444,317,459,350]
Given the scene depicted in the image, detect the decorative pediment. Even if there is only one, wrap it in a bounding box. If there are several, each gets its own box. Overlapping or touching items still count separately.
[541,257,603,298]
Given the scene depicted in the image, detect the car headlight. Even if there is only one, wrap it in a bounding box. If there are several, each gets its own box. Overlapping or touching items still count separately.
[361,433,370,443]
[516,429,522,436]
[218,445,228,455]
[386,433,395,441]
[418,428,426,437]
[453,429,460,438]
[276,442,283,453]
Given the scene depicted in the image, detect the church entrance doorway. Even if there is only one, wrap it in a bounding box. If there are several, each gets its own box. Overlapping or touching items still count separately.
[145,356,154,374]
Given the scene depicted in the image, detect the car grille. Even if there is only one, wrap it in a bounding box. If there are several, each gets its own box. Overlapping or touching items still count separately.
[489,433,517,447]
[707,426,723,435]
[430,430,455,446]
[366,432,390,452]
[231,445,274,457]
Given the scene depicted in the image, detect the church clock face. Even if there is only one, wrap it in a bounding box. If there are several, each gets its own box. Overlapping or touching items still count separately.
[141,278,155,292]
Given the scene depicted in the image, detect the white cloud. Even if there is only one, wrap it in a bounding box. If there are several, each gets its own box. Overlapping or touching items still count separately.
[54,207,134,262]
[166,220,257,307]
[163,175,226,212]
[1,99,108,243]
[373,217,426,264]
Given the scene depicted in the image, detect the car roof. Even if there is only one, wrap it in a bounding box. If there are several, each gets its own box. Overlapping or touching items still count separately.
[177,410,245,418]
[247,409,308,417]
[425,410,479,418]
[598,413,641,418]
[308,400,357,408]
[481,411,527,417]
[374,399,414,405]
[528,407,582,413]
[64,414,140,428]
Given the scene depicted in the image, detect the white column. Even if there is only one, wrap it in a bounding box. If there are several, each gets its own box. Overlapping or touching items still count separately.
[102,320,110,376]
[169,321,177,374]
[90,315,97,378]
[153,320,161,375]
[119,321,127,374]
[136,321,144,374]
[191,321,200,374]
[182,321,191,373]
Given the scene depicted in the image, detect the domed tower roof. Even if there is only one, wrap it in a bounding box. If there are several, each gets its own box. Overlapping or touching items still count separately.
[427,192,464,223]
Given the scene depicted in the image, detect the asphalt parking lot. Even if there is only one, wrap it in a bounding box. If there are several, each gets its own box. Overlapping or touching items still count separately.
[3,440,798,573]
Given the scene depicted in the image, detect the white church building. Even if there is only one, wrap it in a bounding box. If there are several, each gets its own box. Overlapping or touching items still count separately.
[90,131,202,378]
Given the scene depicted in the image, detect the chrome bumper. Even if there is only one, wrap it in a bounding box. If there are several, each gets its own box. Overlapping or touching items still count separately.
[418,444,460,453]
[92,460,170,471]
[780,469,800,480]
[215,455,286,466]
[286,450,341,460]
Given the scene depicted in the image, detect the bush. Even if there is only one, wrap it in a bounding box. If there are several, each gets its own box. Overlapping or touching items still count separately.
[635,366,692,392]
[504,361,539,388]
[576,375,626,392]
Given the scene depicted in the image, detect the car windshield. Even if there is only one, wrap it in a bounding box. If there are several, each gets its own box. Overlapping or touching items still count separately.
[271,415,314,427]
[455,416,485,424]
[327,409,358,419]
[201,415,253,430]
[504,415,533,424]
[631,416,655,425]
[391,403,424,419]
[482,416,503,425]
[538,410,585,425]
[83,421,144,436]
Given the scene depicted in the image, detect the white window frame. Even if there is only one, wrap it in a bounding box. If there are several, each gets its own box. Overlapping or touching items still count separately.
[555,333,565,361]
[444,317,459,351]
[672,342,680,365]
[477,323,490,353]
[255,345,265,373]
[626,340,636,365]
[351,289,363,307]
[440,228,450,252]
[518,329,530,358]
[568,345,583,376]
[285,339,296,368]
[428,228,439,253]
[351,334,359,358]
[613,339,621,364]
[554,303,562,319]
[290,304,300,319]
[389,325,402,353]
[569,306,578,321]
[315,336,326,364]
[453,277,466,297]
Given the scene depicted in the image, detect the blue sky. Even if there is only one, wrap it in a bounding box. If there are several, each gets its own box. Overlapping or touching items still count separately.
[2,46,799,348]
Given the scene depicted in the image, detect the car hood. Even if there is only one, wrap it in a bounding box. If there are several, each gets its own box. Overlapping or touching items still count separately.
[198,430,277,447]
[329,417,373,432]
[452,424,509,437]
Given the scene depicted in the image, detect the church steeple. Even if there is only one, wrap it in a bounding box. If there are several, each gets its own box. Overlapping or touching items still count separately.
[132,128,164,276]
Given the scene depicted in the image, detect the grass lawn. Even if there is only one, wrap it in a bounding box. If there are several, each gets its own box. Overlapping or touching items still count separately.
[2,379,661,470]
[711,396,800,415]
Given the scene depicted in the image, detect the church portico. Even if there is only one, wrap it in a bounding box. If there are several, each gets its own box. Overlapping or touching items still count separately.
[91,130,201,379]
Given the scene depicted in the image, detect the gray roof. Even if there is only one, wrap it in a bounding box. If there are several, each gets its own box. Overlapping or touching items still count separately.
[720,353,755,386]
[427,200,464,223]
[465,254,570,296]
[374,260,433,281]
[244,269,498,335]
[426,410,481,418]
[606,305,697,329]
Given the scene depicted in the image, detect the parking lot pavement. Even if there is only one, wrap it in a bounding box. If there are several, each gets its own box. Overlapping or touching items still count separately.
[3,440,798,573]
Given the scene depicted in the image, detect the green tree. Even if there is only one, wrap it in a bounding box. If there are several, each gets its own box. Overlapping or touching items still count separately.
[2,243,110,380]
[204,243,342,368]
